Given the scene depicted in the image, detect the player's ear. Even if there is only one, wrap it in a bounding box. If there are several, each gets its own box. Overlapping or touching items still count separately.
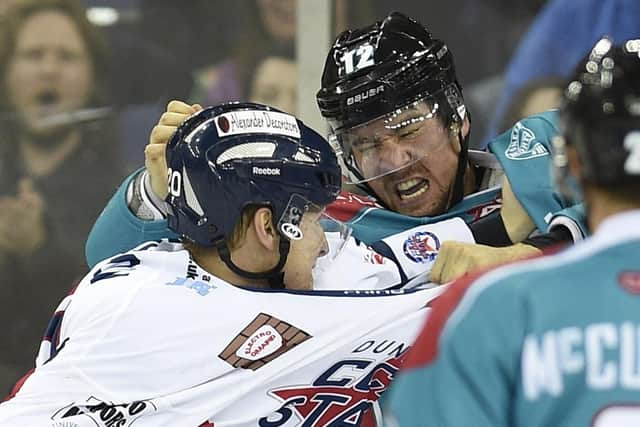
[252,207,279,251]
[449,116,470,153]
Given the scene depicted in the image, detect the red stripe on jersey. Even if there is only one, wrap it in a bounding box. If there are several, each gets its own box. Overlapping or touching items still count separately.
[403,246,551,370]
[326,191,380,222]
[199,422,214,427]
[403,272,484,370]
[3,368,34,402]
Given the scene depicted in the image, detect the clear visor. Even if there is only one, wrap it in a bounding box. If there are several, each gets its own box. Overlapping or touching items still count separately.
[277,194,352,261]
[334,97,451,184]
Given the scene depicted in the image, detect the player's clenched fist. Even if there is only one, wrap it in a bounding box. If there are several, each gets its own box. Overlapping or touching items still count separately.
[146,100,202,198]
[430,241,541,284]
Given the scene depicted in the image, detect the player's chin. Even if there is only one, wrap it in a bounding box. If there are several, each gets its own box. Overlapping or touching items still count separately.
[284,270,314,291]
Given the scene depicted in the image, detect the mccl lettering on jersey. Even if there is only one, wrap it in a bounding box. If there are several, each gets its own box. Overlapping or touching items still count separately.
[522,322,640,400]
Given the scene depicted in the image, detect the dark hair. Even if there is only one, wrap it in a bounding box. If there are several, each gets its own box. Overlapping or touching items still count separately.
[0,0,110,112]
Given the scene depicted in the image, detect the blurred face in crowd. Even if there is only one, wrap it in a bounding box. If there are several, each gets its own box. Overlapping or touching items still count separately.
[5,9,94,135]
[257,0,296,43]
[250,57,297,114]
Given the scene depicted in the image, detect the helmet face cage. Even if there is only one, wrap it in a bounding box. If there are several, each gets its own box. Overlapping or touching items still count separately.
[165,103,342,248]
[557,37,640,190]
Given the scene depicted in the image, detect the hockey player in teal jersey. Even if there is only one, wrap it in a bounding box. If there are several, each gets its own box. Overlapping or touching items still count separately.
[85,12,586,283]
[389,37,640,427]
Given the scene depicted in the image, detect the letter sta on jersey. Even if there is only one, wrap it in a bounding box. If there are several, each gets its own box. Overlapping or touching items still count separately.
[522,322,640,400]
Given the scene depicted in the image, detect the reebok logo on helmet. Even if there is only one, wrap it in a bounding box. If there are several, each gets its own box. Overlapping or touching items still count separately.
[252,166,281,176]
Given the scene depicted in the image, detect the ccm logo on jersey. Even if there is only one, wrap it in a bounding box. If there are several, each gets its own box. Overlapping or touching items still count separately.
[219,313,311,371]
[252,166,281,176]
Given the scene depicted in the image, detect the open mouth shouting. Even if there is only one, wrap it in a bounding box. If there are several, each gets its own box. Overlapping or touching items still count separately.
[396,177,430,200]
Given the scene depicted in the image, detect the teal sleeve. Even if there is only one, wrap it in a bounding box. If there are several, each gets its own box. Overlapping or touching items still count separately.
[389,279,523,427]
[85,168,178,268]
[547,203,588,240]
[489,110,588,239]
[489,110,570,232]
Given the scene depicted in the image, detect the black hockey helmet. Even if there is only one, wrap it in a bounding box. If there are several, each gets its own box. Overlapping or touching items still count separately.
[557,37,640,186]
[316,12,469,207]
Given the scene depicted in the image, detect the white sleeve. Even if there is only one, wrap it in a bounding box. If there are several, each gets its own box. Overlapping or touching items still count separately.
[313,217,475,291]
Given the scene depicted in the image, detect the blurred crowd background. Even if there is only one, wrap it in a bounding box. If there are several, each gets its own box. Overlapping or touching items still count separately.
[0,0,637,395]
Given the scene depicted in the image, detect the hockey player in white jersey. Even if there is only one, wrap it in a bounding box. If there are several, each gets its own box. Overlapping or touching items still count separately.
[0,102,443,427]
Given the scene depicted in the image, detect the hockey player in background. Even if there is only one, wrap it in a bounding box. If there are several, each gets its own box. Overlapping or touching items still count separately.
[85,12,587,287]
[0,103,443,426]
[389,37,640,427]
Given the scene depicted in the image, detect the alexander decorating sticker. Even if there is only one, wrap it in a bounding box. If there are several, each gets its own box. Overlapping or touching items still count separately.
[214,110,301,138]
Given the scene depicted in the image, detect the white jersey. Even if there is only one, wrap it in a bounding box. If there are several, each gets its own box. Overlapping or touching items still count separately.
[0,241,443,427]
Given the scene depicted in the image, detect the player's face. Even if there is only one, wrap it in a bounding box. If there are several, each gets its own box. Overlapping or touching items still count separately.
[6,10,94,135]
[342,101,461,217]
[282,210,329,291]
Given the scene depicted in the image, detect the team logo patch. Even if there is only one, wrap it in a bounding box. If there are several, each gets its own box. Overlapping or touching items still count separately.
[619,271,640,294]
[219,313,311,371]
[403,231,440,263]
[505,122,549,160]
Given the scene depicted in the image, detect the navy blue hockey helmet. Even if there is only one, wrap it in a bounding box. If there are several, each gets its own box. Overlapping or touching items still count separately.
[557,38,640,186]
[165,102,342,278]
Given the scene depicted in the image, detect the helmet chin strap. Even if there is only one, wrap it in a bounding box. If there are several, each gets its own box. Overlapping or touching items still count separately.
[216,238,290,289]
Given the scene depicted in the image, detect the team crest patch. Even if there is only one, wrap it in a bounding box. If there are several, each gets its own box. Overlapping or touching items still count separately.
[403,231,440,263]
[505,122,549,160]
[219,313,311,371]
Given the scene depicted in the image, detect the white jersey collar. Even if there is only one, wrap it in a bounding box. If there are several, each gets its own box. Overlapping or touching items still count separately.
[592,209,640,245]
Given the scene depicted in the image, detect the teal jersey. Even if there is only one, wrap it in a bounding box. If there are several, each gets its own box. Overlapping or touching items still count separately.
[490,110,575,233]
[85,111,586,268]
[389,210,640,427]
[85,170,178,268]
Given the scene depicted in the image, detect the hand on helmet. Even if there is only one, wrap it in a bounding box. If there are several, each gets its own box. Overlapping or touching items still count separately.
[430,241,541,284]
[146,100,202,199]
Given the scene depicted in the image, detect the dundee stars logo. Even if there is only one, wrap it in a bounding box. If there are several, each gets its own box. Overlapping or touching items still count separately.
[403,231,440,263]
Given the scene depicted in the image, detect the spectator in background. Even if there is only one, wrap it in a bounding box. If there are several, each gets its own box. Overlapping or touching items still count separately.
[190,0,296,108]
[484,0,640,146]
[0,0,123,393]
[191,0,374,114]
[497,77,565,135]
[249,55,297,114]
